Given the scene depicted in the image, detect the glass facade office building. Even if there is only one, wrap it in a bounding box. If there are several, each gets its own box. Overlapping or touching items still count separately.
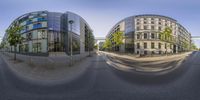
[2,11,93,56]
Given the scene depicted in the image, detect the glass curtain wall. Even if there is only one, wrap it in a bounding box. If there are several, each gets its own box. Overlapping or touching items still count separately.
[48,31,64,52]
[48,12,64,52]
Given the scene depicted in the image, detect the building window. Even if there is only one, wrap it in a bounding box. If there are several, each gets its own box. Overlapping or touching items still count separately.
[144,42,147,49]
[151,26,154,30]
[33,23,42,29]
[170,24,173,28]
[137,43,140,49]
[116,28,120,31]
[144,51,148,55]
[25,44,29,52]
[26,26,29,30]
[151,21,154,24]
[159,27,162,31]
[26,19,32,24]
[136,26,140,30]
[26,32,32,41]
[151,33,155,39]
[38,30,46,39]
[159,43,161,49]
[151,42,155,49]
[165,43,167,49]
[144,21,147,24]
[159,22,162,25]
[38,17,46,21]
[144,26,147,30]
[158,34,161,39]
[137,34,140,39]
[32,43,41,53]
[144,33,147,39]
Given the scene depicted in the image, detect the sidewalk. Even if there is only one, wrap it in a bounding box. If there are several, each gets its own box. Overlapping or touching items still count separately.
[101,51,192,73]
[101,51,192,62]
[0,52,95,84]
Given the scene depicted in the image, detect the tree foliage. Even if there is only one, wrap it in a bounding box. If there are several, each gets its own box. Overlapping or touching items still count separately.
[112,31,124,46]
[159,27,173,43]
[6,25,24,60]
[94,44,98,49]
[85,32,94,56]
[182,41,189,51]
[191,42,197,50]
[0,42,5,49]
[7,25,24,46]
[103,38,112,50]
[87,32,95,50]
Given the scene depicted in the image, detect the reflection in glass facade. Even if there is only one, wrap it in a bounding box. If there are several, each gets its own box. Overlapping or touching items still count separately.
[2,11,93,56]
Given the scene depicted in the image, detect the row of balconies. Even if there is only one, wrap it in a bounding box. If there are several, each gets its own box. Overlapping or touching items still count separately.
[135,26,176,34]
[136,20,175,25]
[18,12,47,23]
[135,17,175,23]
[20,22,47,33]
[20,17,47,26]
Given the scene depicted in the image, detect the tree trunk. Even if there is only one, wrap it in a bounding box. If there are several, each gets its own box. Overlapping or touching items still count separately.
[14,46,16,60]
[88,35,90,56]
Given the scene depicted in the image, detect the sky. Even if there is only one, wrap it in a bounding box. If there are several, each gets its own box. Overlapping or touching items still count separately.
[0,0,200,47]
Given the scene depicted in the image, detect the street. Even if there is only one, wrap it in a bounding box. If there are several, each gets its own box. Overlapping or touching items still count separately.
[0,51,200,100]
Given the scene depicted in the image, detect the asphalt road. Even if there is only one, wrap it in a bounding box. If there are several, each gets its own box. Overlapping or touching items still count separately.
[0,51,200,100]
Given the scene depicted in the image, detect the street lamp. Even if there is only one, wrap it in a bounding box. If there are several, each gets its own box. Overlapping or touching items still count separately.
[69,20,74,66]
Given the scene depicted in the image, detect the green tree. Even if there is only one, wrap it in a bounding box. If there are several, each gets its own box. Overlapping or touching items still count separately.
[94,44,98,50]
[85,32,94,56]
[6,25,24,60]
[182,41,189,51]
[191,42,198,50]
[159,27,174,54]
[0,42,5,50]
[159,27,173,42]
[112,31,124,46]
[103,38,112,51]
[112,31,124,51]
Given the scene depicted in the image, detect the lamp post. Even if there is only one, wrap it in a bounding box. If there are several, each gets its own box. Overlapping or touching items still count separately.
[69,20,74,66]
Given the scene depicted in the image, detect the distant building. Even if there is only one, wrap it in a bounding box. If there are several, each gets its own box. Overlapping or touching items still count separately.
[95,37,105,50]
[106,14,191,55]
[1,11,93,56]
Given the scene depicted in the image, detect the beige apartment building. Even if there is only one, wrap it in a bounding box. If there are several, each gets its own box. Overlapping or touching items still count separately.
[106,14,191,55]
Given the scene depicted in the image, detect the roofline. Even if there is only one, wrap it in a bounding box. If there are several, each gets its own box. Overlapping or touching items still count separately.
[106,14,187,38]
[134,14,177,22]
